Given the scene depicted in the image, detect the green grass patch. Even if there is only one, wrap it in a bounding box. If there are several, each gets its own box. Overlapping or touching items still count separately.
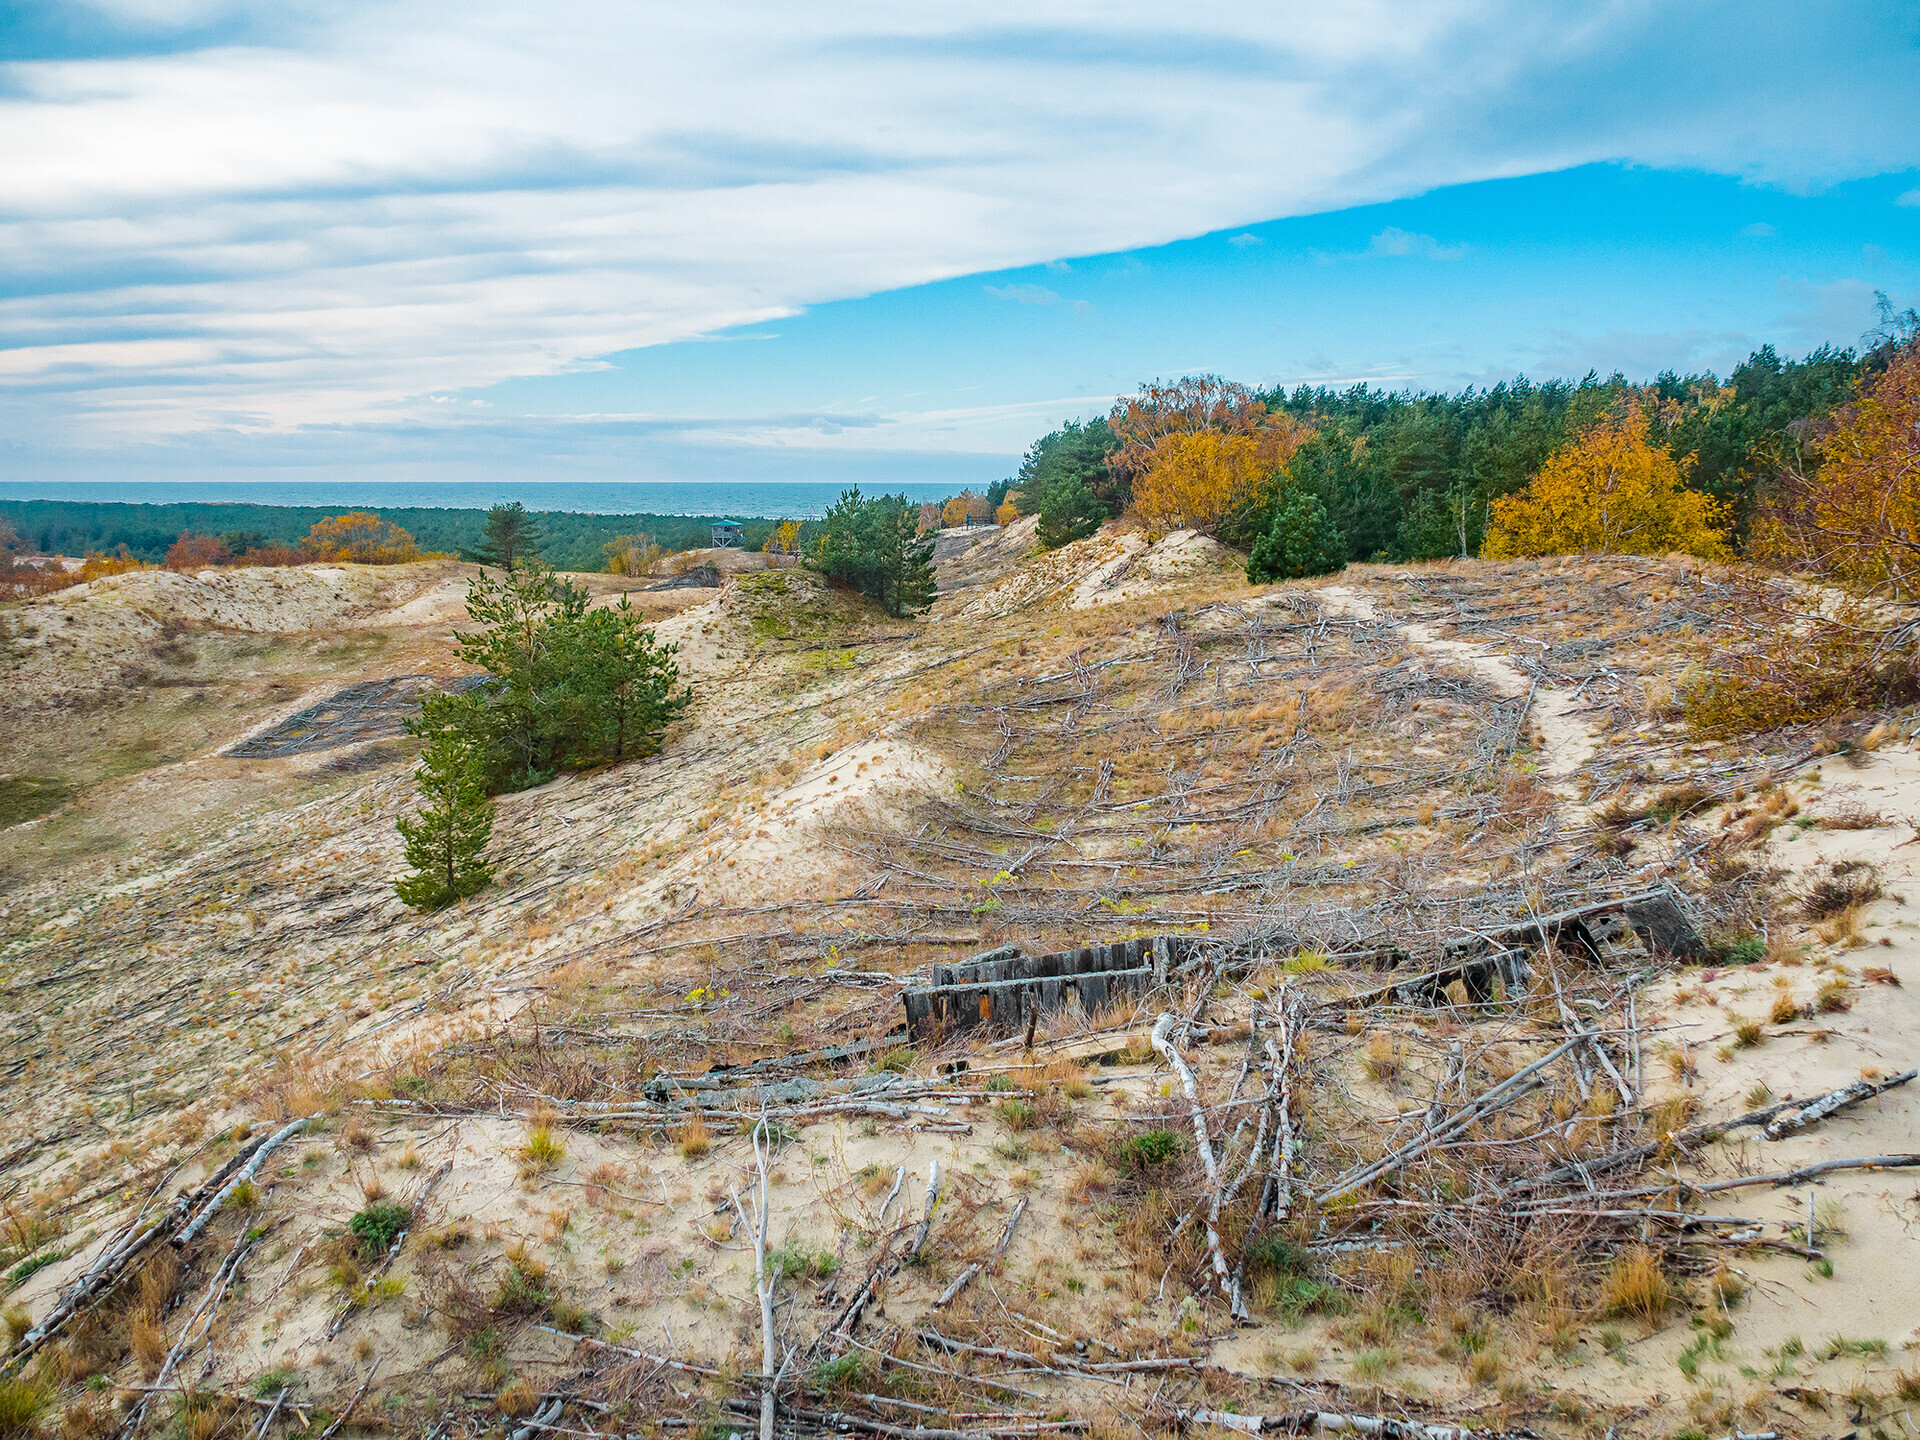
[348,1203,411,1260]
[0,776,71,829]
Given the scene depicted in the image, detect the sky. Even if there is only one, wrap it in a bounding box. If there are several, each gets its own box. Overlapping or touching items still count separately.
[2,0,1918,494]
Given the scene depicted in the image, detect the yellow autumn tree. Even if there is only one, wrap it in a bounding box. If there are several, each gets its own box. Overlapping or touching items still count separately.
[302,512,421,564]
[995,496,1020,525]
[1483,405,1729,560]
[762,519,801,554]
[1132,431,1273,534]
[603,532,662,575]
[940,493,974,527]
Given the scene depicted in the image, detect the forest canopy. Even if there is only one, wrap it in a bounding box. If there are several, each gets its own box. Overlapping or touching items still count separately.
[996,334,1894,565]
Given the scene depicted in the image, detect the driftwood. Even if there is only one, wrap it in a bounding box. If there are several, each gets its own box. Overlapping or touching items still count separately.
[175,1115,317,1247]
[316,1362,377,1440]
[534,1326,724,1377]
[727,1118,779,1440]
[1762,1068,1916,1140]
[5,1121,308,1377]
[1318,1032,1591,1204]
[1151,1013,1239,1315]
[1179,1409,1529,1438]
[119,1223,263,1438]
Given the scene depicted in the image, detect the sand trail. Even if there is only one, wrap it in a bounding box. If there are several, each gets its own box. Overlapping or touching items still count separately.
[1321,581,1599,786]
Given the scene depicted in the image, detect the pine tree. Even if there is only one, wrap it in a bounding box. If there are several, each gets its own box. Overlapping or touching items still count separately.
[810,489,936,617]
[394,694,496,910]
[1247,491,1347,583]
[1033,471,1105,549]
[469,501,543,572]
[557,596,691,762]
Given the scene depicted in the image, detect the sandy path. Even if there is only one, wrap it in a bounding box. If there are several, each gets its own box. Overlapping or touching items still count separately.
[1320,582,1598,787]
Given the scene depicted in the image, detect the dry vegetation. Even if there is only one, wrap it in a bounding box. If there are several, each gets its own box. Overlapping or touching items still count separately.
[4,534,1920,1440]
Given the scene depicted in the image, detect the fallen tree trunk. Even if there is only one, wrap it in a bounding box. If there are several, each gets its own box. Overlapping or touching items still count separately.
[1762,1069,1915,1141]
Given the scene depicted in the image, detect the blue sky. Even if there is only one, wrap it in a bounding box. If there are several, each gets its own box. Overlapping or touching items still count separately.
[1,1,1918,493]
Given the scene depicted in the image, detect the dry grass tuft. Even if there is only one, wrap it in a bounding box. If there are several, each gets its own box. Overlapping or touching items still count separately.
[676,1113,710,1160]
[1597,1247,1670,1321]
[1362,1032,1402,1081]
[520,1121,564,1171]
[1818,807,1887,830]
[1815,905,1867,949]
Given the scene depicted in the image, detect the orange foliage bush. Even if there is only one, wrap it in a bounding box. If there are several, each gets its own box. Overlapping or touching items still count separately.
[1682,579,1920,737]
[301,512,421,564]
[1753,343,1920,597]
[1683,345,1920,737]
[165,532,232,571]
[1108,374,1271,480]
[1133,432,1269,533]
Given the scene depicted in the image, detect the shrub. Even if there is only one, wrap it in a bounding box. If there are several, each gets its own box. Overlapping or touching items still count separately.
[348,1203,411,1260]
[493,1251,551,1316]
[1801,868,1883,918]
[164,532,231,571]
[810,1353,867,1397]
[676,1113,710,1160]
[1753,341,1920,596]
[767,1246,837,1280]
[520,1124,564,1170]
[1135,431,1274,535]
[1117,1128,1186,1170]
[994,1100,1038,1131]
[807,488,936,617]
[1246,490,1346,583]
[1683,584,1920,738]
[394,698,495,912]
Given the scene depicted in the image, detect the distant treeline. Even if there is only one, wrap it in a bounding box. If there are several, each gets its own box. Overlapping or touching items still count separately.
[1001,337,1892,561]
[0,500,787,571]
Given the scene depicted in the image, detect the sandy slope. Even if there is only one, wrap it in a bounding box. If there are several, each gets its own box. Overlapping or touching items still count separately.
[10,542,1920,1439]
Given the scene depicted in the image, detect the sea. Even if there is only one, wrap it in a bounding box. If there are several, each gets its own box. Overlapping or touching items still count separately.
[0,479,964,519]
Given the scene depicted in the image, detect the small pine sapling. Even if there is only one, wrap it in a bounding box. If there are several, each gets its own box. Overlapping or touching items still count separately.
[395,694,496,910]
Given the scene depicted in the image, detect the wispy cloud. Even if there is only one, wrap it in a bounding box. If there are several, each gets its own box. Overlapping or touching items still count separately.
[0,0,1916,453]
[984,283,1061,305]
[1366,227,1467,261]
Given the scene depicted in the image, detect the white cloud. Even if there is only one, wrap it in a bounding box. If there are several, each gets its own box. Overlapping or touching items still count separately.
[1366,227,1467,260]
[984,284,1062,305]
[1228,232,1263,247]
[1898,188,1920,207]
[1740,221,1776,237]
[2,0,1917,442]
